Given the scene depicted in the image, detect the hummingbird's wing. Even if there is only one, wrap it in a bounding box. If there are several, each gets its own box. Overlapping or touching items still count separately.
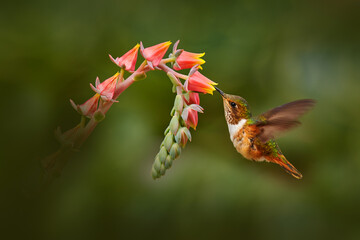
[252,99,316,143]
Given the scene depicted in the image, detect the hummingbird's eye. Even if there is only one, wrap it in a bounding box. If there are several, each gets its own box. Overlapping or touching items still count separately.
[230,102,236,108]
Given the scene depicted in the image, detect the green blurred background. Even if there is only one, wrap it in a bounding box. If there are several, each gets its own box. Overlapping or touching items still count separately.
[1,0,360,239]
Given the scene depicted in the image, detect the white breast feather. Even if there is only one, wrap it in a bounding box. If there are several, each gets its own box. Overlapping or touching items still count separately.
[227,118,247,142]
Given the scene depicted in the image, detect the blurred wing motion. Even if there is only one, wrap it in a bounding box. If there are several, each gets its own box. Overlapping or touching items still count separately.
[253,99,316,143]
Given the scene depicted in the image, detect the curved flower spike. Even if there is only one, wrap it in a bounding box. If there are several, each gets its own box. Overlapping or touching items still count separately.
[141,41,172,67]
[90,72,120,101]
[109,44,140,72]
[173,51,205,70]
[184,71,217,95]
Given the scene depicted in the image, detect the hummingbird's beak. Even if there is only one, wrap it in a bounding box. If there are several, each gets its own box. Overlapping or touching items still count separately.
[214,86,225,97]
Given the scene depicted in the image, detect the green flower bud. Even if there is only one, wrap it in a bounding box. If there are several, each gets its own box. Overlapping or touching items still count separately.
[160,164,166,176]
[159,146,168,164]
[172,84,176,93]
[167,72,180,87]
[169,114,180,135]
[134,72,147,81]
[182,92,190,103]
[93,110,105,122]
[170,143,181,159]
[165,155,173,169]
[164,132,174,152]
[170,106,176,116]
[153,154,162,172]
[164,126,170,135]
[174,94,184,113]
[152,167,159,179]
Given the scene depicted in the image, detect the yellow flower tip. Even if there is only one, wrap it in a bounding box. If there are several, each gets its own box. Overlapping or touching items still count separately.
[198,65,203,70]
[199,59,206,64]
[207,89,214,95]
[163,41,172,46]
[199,52,205,57]
[134,43,140,49]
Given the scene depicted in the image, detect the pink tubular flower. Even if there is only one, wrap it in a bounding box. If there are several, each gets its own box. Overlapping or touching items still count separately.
[185,71,217,95]
[109,44,140,72]
[141,41,171,67]
[181,92,201,129]
[174,51,205,70]
[181,104,203,130]
[90,72,120,101]
[70,93,100,118]
[186,109,198,129]
[183,92,200,105]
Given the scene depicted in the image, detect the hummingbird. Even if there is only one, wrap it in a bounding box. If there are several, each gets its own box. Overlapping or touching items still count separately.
[214,87,315,179]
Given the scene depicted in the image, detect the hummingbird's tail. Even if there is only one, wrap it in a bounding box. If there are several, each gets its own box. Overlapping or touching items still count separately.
[268,155,303,179]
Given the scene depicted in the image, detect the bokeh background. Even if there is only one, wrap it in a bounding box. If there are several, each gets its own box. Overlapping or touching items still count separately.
[1,0,360,239]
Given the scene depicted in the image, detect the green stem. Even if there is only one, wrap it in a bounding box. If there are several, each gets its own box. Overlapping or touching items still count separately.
[119,68,125,82]
[161,57,176,64]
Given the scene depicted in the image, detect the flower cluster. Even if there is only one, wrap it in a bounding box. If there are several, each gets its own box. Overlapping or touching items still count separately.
[151,93,203,179]
[47,40,217,181]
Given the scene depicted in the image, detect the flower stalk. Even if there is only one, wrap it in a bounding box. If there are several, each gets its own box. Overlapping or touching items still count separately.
[43,40,216,183]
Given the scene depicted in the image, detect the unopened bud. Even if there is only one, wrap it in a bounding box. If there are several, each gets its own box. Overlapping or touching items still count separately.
[160,164,166,175]
[170,143,181,159]
[175,127,191,147]
[170,106,175,116]
[182,92,190,103]
[174,94,184,113]
[167,72,180,87]
[164,132,174,152]
[134,72,147,81]
[164,126,170,135]
[165,155,173,169]
[152,168,159,179]
[169,114,180,135]
[153,154,162,172]
[159,146,168,164]
[93,109,105,122]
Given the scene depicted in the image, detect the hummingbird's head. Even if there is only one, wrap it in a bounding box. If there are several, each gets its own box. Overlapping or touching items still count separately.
[215,87,251,124]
